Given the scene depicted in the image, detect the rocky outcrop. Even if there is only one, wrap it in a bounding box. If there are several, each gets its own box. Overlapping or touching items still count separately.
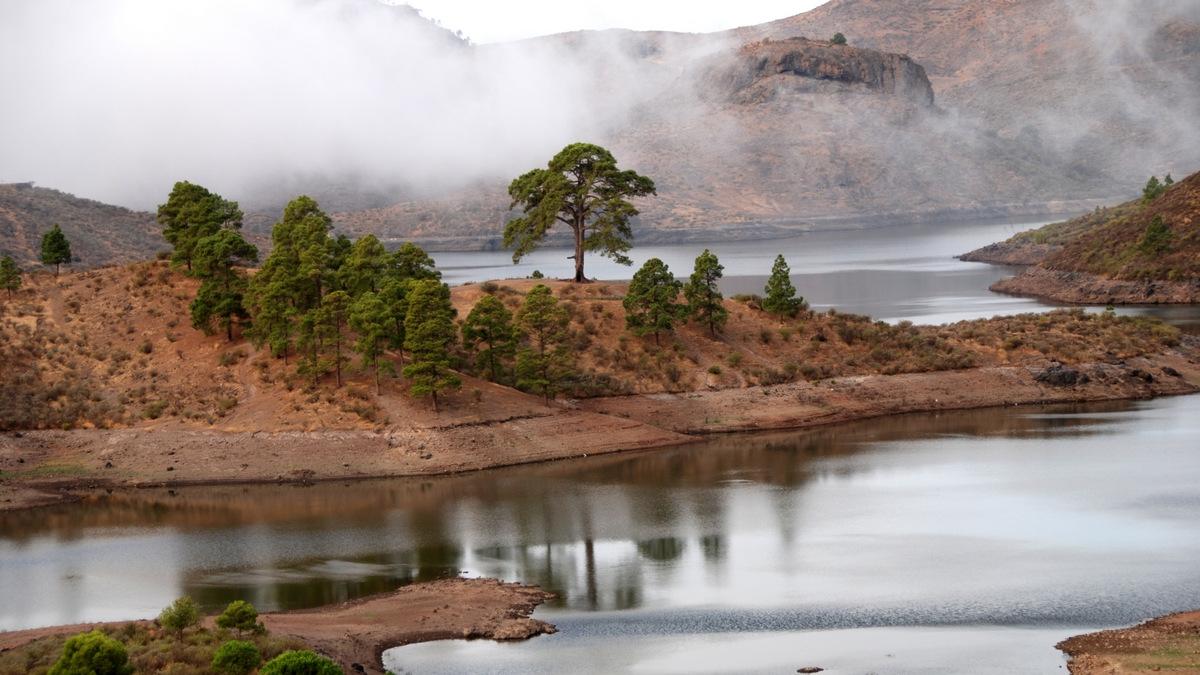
[719,37,935,106]
[991,266,1200,304]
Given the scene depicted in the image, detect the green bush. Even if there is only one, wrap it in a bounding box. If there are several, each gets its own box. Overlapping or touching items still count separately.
[259,649,342,675]
[158,596,200,637]
[48,630,133,675]
[216,600,264,636]
[211,640,262,675]
[831,32,848,45]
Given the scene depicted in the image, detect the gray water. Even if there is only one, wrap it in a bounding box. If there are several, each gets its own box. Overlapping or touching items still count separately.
[433,219,1200,329]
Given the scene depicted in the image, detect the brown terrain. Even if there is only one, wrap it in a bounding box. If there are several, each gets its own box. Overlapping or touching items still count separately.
[2,262,1198,511]
[963,169,1200,303]
[1058,611,1200,674]
[0,577,555,675]
[0,182,160,268]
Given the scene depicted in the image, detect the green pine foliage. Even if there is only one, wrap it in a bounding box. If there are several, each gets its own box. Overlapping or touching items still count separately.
[190,229,259,341]
[505,143,656,282]
[515,284,572,404]
[462,294,517,383]
[259,650,341,675]
[47,630,133,675]
[157,596,200,638]
[339,234,389,296]
[211,640,262,675]
[684,249,728,337]
[40,223,73,275]
[157,181,243,272]
[762,254,805,317]
[1139,215,1173,255]
[1142,175,1170,203]
[391,242,441,281]
[0,255,21,297]
[623,257,686,344]
[349,291,395,393]
[216,600,264,637]
[403,279,461,411]
[831,32,848,45]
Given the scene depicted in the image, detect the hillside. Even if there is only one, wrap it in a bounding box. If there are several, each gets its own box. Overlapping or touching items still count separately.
[1,262,1195,511]
[964,170,1200,303]
[323,0,1200,249]
[0,183,161,268]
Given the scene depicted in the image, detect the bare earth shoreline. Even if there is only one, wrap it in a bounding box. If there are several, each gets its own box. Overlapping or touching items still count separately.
[0,578,555,675]
[3,340,1198,512]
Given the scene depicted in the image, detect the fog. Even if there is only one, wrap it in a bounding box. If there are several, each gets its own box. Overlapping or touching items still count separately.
[1,0,1197,219]
[0,0,685,209]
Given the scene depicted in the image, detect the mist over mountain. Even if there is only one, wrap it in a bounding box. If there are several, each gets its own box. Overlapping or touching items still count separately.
[2,0,1198,257]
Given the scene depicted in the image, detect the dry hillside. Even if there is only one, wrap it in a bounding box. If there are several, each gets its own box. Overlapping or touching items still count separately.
[963,170,1200,303]
[0,263,1184,433]
[0,183,161,268]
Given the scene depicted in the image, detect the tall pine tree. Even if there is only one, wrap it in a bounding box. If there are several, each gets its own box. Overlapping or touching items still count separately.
[0,255,21,298]
[462,294,517,383]
[349,291,394,393]
[403,279,460,411]
[157,181,243,272]
[515,284,572,404]
[623,257,686,345]
[40,224,72,276]
[684,249,728,337]
[762,254,804,318]
[190,229,258,341]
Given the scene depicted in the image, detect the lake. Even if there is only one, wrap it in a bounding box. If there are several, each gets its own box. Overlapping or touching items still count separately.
[3,218,1200,674]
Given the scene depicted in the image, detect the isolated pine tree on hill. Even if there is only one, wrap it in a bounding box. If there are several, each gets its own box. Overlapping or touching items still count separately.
[762,254,804,317]
[40,224,72,275]
[624,257,686,345]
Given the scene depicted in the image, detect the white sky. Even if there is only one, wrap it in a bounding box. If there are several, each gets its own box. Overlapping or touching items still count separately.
[406,0,828,43]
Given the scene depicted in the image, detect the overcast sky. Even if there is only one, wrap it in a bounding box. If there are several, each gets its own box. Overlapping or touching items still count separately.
[406,0,827,43]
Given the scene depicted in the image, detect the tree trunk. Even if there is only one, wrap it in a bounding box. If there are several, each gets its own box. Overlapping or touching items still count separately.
[573,224,585,282]
[432,390,439,413]
[226,320,233,342]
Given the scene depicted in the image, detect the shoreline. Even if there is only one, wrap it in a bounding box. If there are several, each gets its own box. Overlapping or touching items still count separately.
[0,578,555,675]
[1058,610,1200,674]
[5,343,1198,513]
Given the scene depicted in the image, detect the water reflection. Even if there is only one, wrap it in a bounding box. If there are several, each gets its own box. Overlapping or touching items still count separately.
[6,397,1200,632]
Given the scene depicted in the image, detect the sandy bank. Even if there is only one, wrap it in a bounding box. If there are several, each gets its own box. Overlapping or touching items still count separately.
[1058,610,1200,674]
[0,578,553,675]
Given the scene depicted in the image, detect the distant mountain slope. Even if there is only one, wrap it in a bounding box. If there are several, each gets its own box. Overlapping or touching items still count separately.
[0,183,161,267]
[963,170,1200,303]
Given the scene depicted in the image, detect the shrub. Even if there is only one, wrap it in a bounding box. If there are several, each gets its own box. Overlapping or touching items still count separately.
[216,600,263,636]
[530,270,544,279]
[831,32,848,45]
[211,640,262,675]
[48,630,133,675]
[707,365,722,375]
[259,650,342,675]
[158,596,200,638]
[726,352,743,367]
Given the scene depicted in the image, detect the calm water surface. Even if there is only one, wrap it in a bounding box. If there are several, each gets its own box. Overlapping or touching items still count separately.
[3,398,1200,673]
[434,219,1200,329]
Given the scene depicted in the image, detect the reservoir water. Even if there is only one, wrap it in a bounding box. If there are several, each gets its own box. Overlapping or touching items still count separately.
[3,219,1199,673]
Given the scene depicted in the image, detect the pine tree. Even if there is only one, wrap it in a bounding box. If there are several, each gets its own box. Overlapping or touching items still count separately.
[763,254,804,317]
[462,294,517,383]
[1139,215,1173,255]
[349,291,394,393]
[390,242,441,281]
[623,258,686,345]
[379,277,412,364]
[295,308,331,387]
[320,290,351,388]
[515,284,571,404]
[1143,175,1168,203]
[684,249,728,337]
[340,234,389,296]
[157,181,243,272]
[0,255,21,298]
[403,279,460,411]
[246,196,334,360]
[190,229,258,341]
[40,224,72,276]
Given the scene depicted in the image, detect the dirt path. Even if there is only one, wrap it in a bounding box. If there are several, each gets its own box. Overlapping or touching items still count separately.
[1058,611,1200,674]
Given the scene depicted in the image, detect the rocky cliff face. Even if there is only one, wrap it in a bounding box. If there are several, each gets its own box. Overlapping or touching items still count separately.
[723,38,934,106]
